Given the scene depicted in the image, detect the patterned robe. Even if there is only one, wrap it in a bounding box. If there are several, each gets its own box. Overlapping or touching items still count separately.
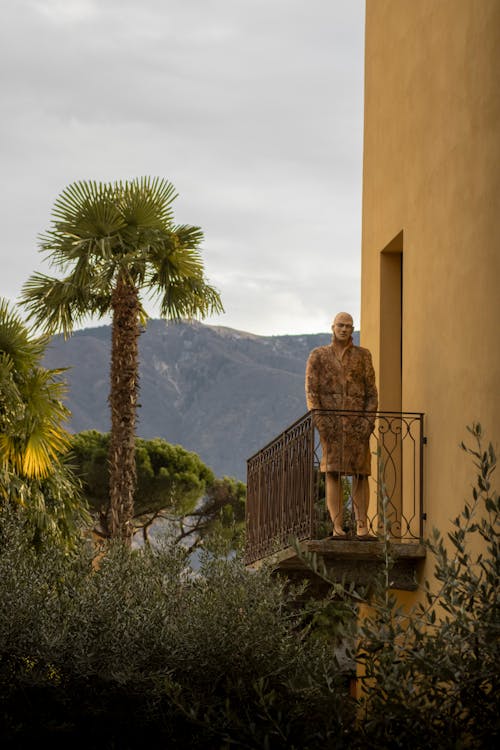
[305,338,378,475]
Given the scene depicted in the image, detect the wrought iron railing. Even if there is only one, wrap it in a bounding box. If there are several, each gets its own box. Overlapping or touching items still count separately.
[245,410,425,565]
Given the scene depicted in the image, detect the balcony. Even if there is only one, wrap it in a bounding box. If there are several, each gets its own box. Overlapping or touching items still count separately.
[245,410,427,591]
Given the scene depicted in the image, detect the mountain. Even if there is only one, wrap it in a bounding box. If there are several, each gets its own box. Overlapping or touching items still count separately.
[42,319,359,482]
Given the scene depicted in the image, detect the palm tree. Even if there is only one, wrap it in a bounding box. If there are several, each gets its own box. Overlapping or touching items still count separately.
[0,298,88,546]
[0,298,70,480]
[21,177,223,544]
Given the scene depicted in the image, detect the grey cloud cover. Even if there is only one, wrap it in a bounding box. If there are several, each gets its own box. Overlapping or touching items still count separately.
[0,0,365,335]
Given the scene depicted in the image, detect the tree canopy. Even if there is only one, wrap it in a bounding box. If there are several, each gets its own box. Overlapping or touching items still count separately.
[21,178,223,334]
[70,431,245,549]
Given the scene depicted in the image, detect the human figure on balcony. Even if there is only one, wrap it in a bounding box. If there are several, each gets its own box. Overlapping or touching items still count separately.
[305,312,378,539]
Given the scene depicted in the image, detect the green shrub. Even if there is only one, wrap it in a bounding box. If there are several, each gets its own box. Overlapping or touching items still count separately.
[0,511,355,748]
[353,423,499,749]
[1,424,497,749]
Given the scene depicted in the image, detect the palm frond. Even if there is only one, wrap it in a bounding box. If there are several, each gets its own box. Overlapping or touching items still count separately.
[0,298,48,368]
[156,276,224,320]
[39,232,118,270]
[22,365,71,425]
[118,177,178,228]
[143,221,222,319]
[17,368,70,479]
[37,181,128,277]
[0,365,71,479]
[21,427,69,479]
[21,272,112,337]
[145,225,205,286]
[171,223,205,249]
[0,353,24,442]
[51,180,124,237]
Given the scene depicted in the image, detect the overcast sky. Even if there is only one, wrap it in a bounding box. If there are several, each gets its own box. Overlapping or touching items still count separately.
[1,0,365,336]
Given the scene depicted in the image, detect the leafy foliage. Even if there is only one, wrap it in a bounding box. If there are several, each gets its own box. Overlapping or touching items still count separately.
[353,423,500,749]
[0,299,89,547]
[0,425,497,747]
[0,510,354,748]
[181,475,246,553]
[70,430,212,517]
[0,299,69,478]
[69,430,245,549]
[21,177,223,337]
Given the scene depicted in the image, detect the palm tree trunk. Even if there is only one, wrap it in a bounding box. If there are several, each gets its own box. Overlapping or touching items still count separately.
[109,274,140,544]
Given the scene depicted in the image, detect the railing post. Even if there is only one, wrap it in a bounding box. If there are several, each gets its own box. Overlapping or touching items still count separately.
[308,412,315,539]
[419,414,425,541]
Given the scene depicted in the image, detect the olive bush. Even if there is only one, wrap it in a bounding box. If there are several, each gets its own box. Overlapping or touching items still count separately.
[353,423,499,749]
[0,513,355,748]
[1,424,497,749]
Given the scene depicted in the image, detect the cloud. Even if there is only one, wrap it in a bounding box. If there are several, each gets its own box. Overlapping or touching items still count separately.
[0,0,365,335]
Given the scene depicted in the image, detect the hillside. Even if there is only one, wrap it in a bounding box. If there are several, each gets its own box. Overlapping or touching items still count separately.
[42,319,359,481]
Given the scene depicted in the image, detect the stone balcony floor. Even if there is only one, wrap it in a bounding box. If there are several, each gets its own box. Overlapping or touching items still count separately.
[247,538,427,593]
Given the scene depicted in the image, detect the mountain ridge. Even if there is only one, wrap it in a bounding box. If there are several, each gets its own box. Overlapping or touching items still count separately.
[42,319,359,481]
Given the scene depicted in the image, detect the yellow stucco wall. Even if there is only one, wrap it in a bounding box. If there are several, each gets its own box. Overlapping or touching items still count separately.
[360,0,500,584]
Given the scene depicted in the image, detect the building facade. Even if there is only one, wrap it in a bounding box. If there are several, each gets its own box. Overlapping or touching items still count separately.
[360,0,500,592]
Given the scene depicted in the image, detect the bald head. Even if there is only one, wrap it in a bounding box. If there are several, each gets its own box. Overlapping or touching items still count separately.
[333,312,353,328]
[332,312,354,345]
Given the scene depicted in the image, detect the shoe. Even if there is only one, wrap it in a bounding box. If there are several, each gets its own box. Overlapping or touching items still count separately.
[356,533,377,541]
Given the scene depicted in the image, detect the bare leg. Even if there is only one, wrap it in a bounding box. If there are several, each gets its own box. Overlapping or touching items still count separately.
[326,472,346,536]
[352,475,370,536]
